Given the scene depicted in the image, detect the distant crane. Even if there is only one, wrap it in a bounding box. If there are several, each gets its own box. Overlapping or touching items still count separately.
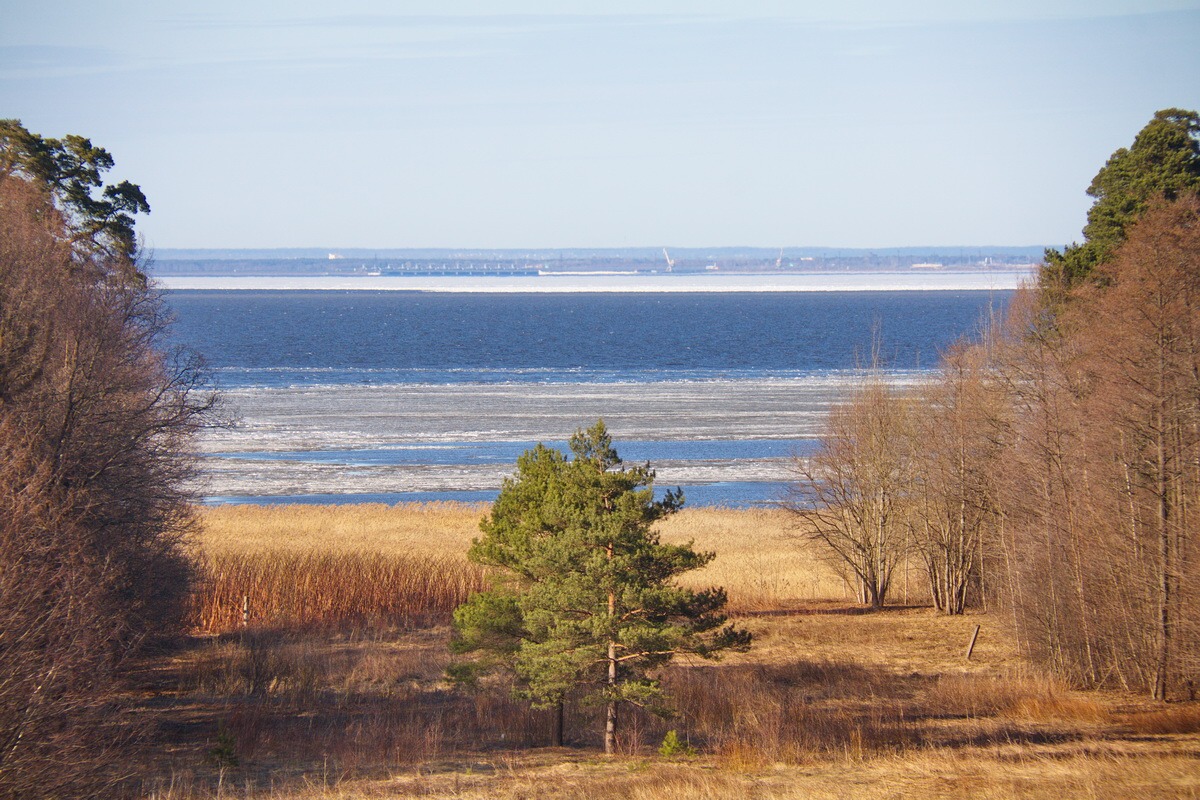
[662,248,675,273]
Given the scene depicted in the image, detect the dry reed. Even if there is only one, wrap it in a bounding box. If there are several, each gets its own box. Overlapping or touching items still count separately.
[656,507,847,609]
[196,504,850,611]
[1124,704,1200,734]
[192,551,487,633]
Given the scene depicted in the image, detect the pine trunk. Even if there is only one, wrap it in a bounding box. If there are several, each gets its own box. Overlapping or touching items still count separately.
[605,578,617,756]
[552,699,564,747]
[605,639,617,755]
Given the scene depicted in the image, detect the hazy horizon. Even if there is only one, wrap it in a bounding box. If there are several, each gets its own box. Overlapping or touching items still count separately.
[153,243,1051,257]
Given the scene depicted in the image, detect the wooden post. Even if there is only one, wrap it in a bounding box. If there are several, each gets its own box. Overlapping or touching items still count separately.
[965,624,981,661]
[242,594,249,628]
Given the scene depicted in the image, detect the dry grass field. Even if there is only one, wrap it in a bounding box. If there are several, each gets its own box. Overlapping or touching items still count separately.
[193,503,859,622]
[124,503,1200,798]
[196,503,483,559]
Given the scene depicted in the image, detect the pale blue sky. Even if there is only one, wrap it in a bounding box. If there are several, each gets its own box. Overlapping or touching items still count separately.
[2,1,1198,250]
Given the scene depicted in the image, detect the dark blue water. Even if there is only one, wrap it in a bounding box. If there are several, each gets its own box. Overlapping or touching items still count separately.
[167,291,1005,388]
[166,290,1009,506]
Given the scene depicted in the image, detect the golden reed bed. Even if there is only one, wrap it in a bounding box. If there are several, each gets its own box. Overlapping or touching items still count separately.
[192,503,851,632]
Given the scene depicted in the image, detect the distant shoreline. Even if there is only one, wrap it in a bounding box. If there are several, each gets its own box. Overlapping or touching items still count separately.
[157,270,1031,293]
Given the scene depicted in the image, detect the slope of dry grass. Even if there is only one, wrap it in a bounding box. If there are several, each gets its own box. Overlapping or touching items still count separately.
[144,744,1200,800]
[136,503,1200,799]
[133,610,1200,799]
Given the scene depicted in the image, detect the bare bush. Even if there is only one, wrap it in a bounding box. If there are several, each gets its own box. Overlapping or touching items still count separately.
[787,371,918,608]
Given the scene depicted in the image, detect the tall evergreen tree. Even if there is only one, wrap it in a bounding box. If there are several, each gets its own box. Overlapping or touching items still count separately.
[1042,108,1200,292]
[0,119,150,282]
[453,421,750,754]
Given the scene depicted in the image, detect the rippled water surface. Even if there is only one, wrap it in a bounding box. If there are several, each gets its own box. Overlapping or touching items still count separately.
[167,288,1009,506]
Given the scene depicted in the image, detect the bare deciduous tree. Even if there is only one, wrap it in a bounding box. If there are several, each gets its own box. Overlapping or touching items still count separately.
[0,134,213,796]
[787,370,917,609]
[1072,195,1200,699]
[908,341,1008,615]
[994,196,1200,698]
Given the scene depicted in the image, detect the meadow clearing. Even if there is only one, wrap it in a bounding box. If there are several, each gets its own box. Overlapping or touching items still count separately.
[129,503,1200,799]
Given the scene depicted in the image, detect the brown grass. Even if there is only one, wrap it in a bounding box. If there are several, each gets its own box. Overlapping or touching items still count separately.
[195,504,856,613]
[1125,704,1200,734]
[192,551,487,633]
[130,503,1200,798]
[734,605,1018,675]
[132,615,1200,798]
[193,504,489,634]
[656,507,848,610]
[142,747,1200,800]
[195,502,484,558]
[924,669,1109,723]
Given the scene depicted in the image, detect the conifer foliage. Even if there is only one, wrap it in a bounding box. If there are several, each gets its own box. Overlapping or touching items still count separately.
[1042,108,1200,291]
[0,119,151,280]
[453,421,750,754]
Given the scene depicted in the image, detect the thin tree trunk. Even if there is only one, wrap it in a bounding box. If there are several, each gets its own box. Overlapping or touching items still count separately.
[605,568,618,755]
[605,638,617,755]
[552,699,564,747]
[1155,406,1171,701]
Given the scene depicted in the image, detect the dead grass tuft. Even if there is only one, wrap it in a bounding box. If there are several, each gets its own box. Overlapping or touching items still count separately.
[926,669,1108,723]
[662,660,919,764]
[1125,703,1200,734]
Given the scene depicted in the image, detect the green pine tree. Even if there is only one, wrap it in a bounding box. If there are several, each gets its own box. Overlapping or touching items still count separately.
[0,119,151,281]
[452,420,750,754]
[1042,108,1200,293]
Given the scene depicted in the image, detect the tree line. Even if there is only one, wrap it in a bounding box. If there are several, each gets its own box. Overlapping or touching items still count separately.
[789,109,1200,701]
[0,120,213,797]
